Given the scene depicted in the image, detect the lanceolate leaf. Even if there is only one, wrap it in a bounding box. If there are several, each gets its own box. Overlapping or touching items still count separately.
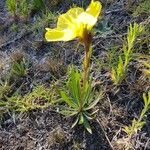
[79,113,84,124]
[60,91,77,108]
[59,109,78,117]
[83,112,93,120]
[67,68,81,106]
[82,82,92,106]
[84,94,102,111]
[71,116,79,128]
[83,116,92,134]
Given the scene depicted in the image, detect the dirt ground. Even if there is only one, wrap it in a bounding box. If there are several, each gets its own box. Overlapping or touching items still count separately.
[0,0,149,149]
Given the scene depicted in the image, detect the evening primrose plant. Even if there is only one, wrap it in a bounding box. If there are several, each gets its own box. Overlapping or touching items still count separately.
[45,0,102,86]
[60,66,103,133]
[45,0,102,133]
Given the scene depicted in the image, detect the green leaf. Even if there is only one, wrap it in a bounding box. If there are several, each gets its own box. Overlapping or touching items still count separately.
[111,68,117,83]
[79,113,84,124]
[71,116,79,128]
[82,82,92,106]
[84,92,102,111]
[59,109,78,117]
[32,0,45,12]
[60,91,77,108]
[83,112,93,120]
[117,56,124,76]
[83,116,92,134]
[67,67,81,106]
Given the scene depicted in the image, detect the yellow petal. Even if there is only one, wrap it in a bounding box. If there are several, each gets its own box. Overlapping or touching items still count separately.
[45,28,76,42]
[86,0,102,19]
[77,12,97,30]
[45,1,102,42]
[57,7,84,29]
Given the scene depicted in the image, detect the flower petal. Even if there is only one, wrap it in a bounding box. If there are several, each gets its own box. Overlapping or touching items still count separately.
[86,0,102,19]
[57,7,84,29]
[45,28,76,42]
[77,12,97,30]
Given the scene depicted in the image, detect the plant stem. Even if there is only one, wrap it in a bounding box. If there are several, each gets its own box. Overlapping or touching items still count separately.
[79,30,92,112]
[83,41,92,87]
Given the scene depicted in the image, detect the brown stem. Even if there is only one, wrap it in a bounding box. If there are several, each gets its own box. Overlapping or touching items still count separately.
[83,39,92,89]
[79,31,92,112]
[78,42,91,112]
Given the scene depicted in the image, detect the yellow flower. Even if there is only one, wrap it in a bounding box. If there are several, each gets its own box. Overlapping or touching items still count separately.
[45,0,102,42]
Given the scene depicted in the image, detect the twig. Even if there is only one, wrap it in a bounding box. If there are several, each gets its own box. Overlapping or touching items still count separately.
[105,9,124,15]
[93,33,127,40]
[144,138,150,150]
[96,118,115,150]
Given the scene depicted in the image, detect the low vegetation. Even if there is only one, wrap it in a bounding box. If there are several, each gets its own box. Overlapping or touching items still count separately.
[0,0,149,149]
